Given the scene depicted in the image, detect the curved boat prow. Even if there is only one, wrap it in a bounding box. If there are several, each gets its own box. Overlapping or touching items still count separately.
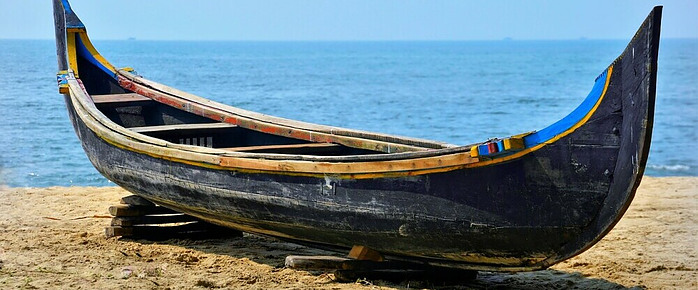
[53,0,85,71]
[54,0,120,94]
[544,6,662,266]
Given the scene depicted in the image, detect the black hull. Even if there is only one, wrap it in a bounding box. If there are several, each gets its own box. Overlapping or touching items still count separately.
[55,0,661,271]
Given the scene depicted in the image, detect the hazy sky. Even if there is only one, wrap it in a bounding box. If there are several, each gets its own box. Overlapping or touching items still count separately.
[2,0,696,41]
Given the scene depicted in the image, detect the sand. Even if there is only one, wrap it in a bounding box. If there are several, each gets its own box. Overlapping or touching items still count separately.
[0,177,696,289]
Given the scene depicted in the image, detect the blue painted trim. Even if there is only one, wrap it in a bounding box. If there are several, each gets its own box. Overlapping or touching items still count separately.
[61,0,73,13]
[478,144,489,155]
[62,0,85,29]
[75,36,117,79]
[523,69,608,147]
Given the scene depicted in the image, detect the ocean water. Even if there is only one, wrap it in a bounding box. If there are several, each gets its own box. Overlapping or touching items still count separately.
[0,39,696,187]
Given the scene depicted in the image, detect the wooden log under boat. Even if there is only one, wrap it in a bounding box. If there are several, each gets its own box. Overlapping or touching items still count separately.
[52,0,661,271]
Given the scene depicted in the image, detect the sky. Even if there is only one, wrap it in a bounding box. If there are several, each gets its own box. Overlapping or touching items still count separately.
[1,0,696,41]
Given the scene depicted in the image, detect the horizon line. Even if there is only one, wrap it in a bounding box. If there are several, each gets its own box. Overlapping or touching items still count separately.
[2,37,697,42]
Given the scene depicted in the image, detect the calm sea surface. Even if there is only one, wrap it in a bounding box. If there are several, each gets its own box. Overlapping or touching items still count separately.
[0,39,696,187]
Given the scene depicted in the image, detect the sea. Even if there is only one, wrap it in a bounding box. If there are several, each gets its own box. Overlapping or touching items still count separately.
[0,39,696,187]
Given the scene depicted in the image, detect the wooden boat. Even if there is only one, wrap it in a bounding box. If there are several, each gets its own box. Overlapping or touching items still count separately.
[53,0,661,271]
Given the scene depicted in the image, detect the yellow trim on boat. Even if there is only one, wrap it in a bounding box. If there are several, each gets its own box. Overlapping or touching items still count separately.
[67,63,613,179]
[464,65,614,168]
[66,32,78,77]
[77,32,116,74]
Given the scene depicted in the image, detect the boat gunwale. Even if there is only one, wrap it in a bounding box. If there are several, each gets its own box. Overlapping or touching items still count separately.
[65,61,613,178]
[116,71,453,156]
[60,24,617,176]
[114,64,615,166]
[117,70,458,151]
[66,78,479,178]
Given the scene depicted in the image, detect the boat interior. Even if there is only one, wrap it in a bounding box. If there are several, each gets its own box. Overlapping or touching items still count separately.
[76,49,446,157]
[93,92,387,156]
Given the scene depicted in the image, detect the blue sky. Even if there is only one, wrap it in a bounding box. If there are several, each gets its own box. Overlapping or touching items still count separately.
[2,0,696,41]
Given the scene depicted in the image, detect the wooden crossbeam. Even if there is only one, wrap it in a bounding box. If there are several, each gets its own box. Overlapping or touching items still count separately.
[91,93,152,104]
[221,142,341,154]
[128,122,237,134]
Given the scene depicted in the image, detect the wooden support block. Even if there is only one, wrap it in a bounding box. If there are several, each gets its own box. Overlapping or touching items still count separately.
[341,259,419,271]
[335,269,423,283]
[338,259,477,283]
[106,199,244,240]
[285,255,349,270]
[110,214,197,227]
[347,245,384,262]
[108,204,178,217]
[285,255,414,271]
[120,195,155,206]
[105,226,133,238]
[334,268,477,283]
[105,222,242,240]
[284,254,478,283]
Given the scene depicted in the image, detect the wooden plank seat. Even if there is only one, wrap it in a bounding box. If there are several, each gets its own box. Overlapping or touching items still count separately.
[128,123,238,148]
[128,122,237,134]
[128,123,341,154]
[221,142,341,154]
[91,93,153,104]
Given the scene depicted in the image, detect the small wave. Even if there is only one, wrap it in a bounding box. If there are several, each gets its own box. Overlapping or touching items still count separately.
[647,164,691,172]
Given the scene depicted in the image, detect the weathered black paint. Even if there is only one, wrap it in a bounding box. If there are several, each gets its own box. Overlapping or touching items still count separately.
[544,6,662,266]
[52,0,67,71]
[54,0,661,271]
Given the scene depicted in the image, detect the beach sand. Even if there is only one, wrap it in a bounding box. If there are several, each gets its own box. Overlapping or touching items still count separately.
[1,177,696,289]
